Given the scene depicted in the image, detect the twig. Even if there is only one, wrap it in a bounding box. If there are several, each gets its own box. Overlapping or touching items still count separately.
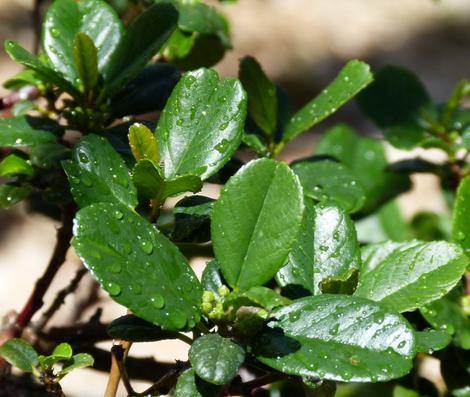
[113,344,135,396]
[227,372,286,396]
[104,340,132,397]
[32,267,87,332]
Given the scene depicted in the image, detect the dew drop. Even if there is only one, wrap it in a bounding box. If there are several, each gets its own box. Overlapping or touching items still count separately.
[176,118,184,126]
[113,210,124,220]
[171,309,187,329]
[319,245,328,252]
[108,263,121,273]
[329,324,339,336]
[151,294,165,309]
[78,151,89,164]
[456,231,466,241]
[139,238,153,255]
[108,282,121,296]
[130,283,142,295]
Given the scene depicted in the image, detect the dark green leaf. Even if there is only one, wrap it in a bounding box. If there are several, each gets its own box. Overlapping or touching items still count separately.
[171,34,226,71]
[239,56,277,135]
[283,60,372,142]
[453,176,470,256]
[132,159,202,201]
[0,338,38,373]
[411,211,451,242]
[355,241,468,312]
[128,123,159,162]
[255,294,415,382]
[156,68,247,180]
[0,154,33,177]
[201,260,225,296]
[62,134,137,208]
[30,143,70,169]
[0,116,59,148]
[384,123,430,150]
[414,329,451,353]
[3,69,44,90]
[189,334,245,385]
[104,3,178,96]
[111,63,180,118]
[43,0,122,86]
[73,32,99,94]
[212,158,304,290]
[107,315,180,342]
[0,184,32,208]
[242,133,269,157]
[73,202,202,330]
[277,201,361,295]
[242,286,290,310]
[291,160,366,213]
[174,368,220,397]
[172,196,214,243]
[57,353,94,377]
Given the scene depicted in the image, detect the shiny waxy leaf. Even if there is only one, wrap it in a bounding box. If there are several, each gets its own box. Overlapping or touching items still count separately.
[73,32,99,94]
[282,60,373,142]
[0,184,32,208]
[315,124,411,214]
[73,202,203,330]
[128,123,159,162]
[174,368,220,397]
[156,68,247,180]
[39,343,73,370]
[0,154,33,177]
[0,116,59,148]
[172,196,214,243]
[255,295,415,382]
[62,134,137,209]
[414,329,452,353]
[291,160,365,213]
[239,56,278,135]
[104,3,177,96]
[242,286,290,310]
[189,334,245,385]
[355,241,468,312]
[57,353,94,377]
[0,338,38,373]
[212,159,304,290]
[132,159,202,201]
[43,0,122,86]
[201,260,225,296]
[277,201,361,295]
[107,315,178,342]
[453,176,470,256]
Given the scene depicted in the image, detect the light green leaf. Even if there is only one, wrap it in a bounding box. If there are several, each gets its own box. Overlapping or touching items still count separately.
[62,134,137,209]
[453,175,470,257]
[0,184,32,208]
[39,343,73,370]
[73,32,99,94]
[414,329,451,353]
[0,338,38,373]
[73,202,202,330]
[242,133,269,157]
[282,60,372,142]
[355,241,468,312]
[0,116,59,148]
[393,386,420,397]
[57,353,94,377]
[189,334,245,385]
[291,160,366,213]
[242,286,290,310]
[255,294,415,382]
[212,158,304,290]
[156,68,247,180]
[0,154,33,177]
[277,201,361,295]
[128,123,159,162]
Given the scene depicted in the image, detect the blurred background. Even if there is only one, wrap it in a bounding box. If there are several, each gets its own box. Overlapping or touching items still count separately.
[1,0,470,395]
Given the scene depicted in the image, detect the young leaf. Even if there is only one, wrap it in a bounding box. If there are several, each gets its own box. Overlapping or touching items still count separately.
[291,160,366,213]
[0,116,59,148]
[0,184,32,208]
[453,175,470,256]
[57,353,94,377]
[104,3,178,96]
[189,334,245,385]
[132,159,202,201]
[128,123,159,162]
[43,0,122,86]
[254,295,415,383]
[0,338,39,373]
[174,368,220,397]
[277,201,361,295]
[73,202,203,330]
[414,329,452,353]
[239,56,278,135]
[282,60,373,142]
[62,134,137,209]
[355,241,468,312]
[212,158,304,290]
[73,32,99,94]
[39,343,73,369]
[242,286,291,310]
[107,315,178,342]
[0,154,33,177]
[156,68,247,180]
[242,133,269,157]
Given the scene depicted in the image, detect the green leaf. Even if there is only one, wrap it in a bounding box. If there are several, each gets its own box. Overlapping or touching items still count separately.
[282,60,372,142]
[104,3,178,96]
[414,329,451,353]
[128,123,159,162]
[212,158,304,290]
[172,196,213,243]
[393,386,420,397]
[107,315,180,342]
[0,184,32,208]
[315,124,411,214]
[0,338,39,373]
[31,143,70,169]
[291,159,366,214]
[170,35,226,71]
[453,176,470,256]
[156,68,247,180]
[73,202,202,330]
[189,334,245,385]
[12,100,37,117]
[255,294,415,382]
[201,260,225,297]
[0,116,59,148]
[277,201,361,295]
[239,56,278,135]
[242,286,290,310]
[3,69,44,90]
[73,32,99,94]
[57,353,94,377]
[4,41,79,96]
[62,134,137,209]
[174,368,220,397]
[421,298,470,349]
[242,133,269,157]
[39,343,73,370]
[355,241,468,312]
[132,159,202,201]
[0,154,33,177]
[43,0,122,86]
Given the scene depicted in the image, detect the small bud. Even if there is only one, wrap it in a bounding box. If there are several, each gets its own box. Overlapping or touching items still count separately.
[217,285,230,297]
[202,290,215,303]
[201,301,212,314]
